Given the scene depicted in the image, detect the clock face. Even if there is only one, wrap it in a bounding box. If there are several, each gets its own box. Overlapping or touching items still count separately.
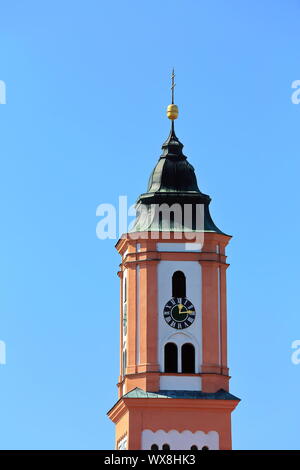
[163,297,196,329]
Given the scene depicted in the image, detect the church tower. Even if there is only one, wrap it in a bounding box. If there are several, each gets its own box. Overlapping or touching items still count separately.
[107,72,240,450]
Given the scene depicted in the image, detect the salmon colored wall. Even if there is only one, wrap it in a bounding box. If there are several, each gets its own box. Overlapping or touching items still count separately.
[109,397,238,450]
[115,411,129,450]
[110,231,237,448]
[126,264,137,375]
[116,232,232,396]
[220,264,229,375]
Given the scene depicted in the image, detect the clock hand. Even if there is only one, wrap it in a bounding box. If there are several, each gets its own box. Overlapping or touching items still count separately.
[175,303,194,315]
[178,308,195,315]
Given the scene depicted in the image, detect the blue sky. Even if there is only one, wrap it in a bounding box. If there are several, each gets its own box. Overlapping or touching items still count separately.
[0,0,300,450]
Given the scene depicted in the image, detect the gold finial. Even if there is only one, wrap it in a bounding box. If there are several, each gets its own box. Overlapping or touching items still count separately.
[167,68,179,120]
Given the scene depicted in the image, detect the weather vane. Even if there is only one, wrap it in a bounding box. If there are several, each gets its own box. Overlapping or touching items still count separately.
[167,68,179,121]
[171,68,176,104]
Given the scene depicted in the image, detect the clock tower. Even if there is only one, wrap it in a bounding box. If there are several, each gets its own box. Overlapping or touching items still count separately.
[107,73,240,450]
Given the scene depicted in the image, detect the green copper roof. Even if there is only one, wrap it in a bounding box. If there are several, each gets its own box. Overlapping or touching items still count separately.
[123,387,240,401]
[131,124,227,235]
[139,125,207,200]
[146,124,201,194]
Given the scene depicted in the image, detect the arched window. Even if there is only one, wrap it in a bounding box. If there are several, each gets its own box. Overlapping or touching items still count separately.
[181,343,195,373]
[190,445,198,450]
[151,444,159,450]
[164,342,178,373]
[202,446,209,451]
[162,443,170,450]
[172,271,186,298]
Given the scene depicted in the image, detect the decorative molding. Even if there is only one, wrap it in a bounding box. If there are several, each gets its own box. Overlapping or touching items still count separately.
[142,429,219,450]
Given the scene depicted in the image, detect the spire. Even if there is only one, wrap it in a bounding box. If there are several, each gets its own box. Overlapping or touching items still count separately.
[137,69,203,197]
[171,67,175,104]
[166,68,179,125]
[163,68,184,159]
[130,71,225,235]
